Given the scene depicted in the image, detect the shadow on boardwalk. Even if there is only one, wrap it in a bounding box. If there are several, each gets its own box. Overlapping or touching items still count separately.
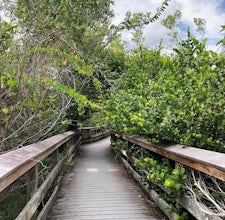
[48,137,166,220]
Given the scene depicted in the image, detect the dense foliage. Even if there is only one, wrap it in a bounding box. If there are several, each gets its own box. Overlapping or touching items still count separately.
[0,11,99,150]
[111,138,188,219]
[1,0,225,154]
[0,0,112,151]
[136,157,187,197]
[104,31,225,152]
[0,0,171,152]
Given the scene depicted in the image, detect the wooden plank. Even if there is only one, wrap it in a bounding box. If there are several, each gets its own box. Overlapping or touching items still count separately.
[15,137,79,220]
[118,148,222,220]
[0,130,80,192]
[36,184,60,220]
[16,160,63,219]
[27,165,38,199]
[118,155,177,220]
[122,135,225,181]
[48,137,165,220]
[81,126,101,130]
[81,132,110,144]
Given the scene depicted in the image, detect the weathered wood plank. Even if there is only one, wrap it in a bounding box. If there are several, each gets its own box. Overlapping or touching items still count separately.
[118,155,177,220]
[0,131,79,192]
[118,147,222,220]
[15,136,80,219]
[123,135,225,181]
[48,138,165,220]
[81,126,101,130]
[36,184,60,220]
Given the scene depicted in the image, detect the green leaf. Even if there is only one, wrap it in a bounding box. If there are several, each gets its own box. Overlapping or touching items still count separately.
[164,178,175,188]
[2,107,9,114]
[7,79,18,87]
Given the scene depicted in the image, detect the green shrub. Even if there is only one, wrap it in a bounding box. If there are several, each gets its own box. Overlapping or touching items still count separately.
[135,158,187,200]
[104,33,225,152]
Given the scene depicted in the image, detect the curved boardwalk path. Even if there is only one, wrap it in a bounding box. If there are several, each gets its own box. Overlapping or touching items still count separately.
[48,137,165,220]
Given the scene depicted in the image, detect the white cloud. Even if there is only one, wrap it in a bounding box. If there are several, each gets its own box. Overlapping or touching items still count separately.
[112,0,225,51]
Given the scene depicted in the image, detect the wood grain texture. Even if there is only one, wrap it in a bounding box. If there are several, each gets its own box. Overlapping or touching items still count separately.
[48,137,165,220]
[0,131,79,192]
[118,148,222,220]
[15,137,80,220]
[123,135,225,181]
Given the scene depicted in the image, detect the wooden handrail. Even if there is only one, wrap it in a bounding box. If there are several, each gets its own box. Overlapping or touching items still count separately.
[0,127,108,219]
[113,134,224,220]
[81,127,109,143]
[122,134,225,181]
[0,130,81,220]
[0,130,79,193]
[81,126,101,130]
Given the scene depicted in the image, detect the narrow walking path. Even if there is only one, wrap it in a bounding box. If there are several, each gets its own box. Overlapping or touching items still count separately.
[48,137,165,220]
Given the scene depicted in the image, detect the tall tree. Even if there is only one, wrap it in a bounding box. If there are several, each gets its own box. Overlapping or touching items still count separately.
[0,0,114,151]
[0,0,171,151]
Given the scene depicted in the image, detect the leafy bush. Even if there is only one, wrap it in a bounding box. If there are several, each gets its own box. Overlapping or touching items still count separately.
[111,137,188,219]
[135,157,187,201]
[104,33,225,152]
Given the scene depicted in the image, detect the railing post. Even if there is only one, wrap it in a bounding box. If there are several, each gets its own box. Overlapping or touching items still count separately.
[127,141,132,162]
[27,165,38,200]
[53,148,59,164]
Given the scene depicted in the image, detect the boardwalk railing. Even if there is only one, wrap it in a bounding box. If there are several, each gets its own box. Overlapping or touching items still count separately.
[81,126,110,143]
[111,134,225,220]
[0,127,108,220]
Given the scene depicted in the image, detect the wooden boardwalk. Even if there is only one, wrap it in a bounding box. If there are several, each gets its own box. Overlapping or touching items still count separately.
[48,137,166,220]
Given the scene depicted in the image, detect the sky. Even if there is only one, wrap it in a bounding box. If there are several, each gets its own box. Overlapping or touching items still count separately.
[112,0,225,51]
